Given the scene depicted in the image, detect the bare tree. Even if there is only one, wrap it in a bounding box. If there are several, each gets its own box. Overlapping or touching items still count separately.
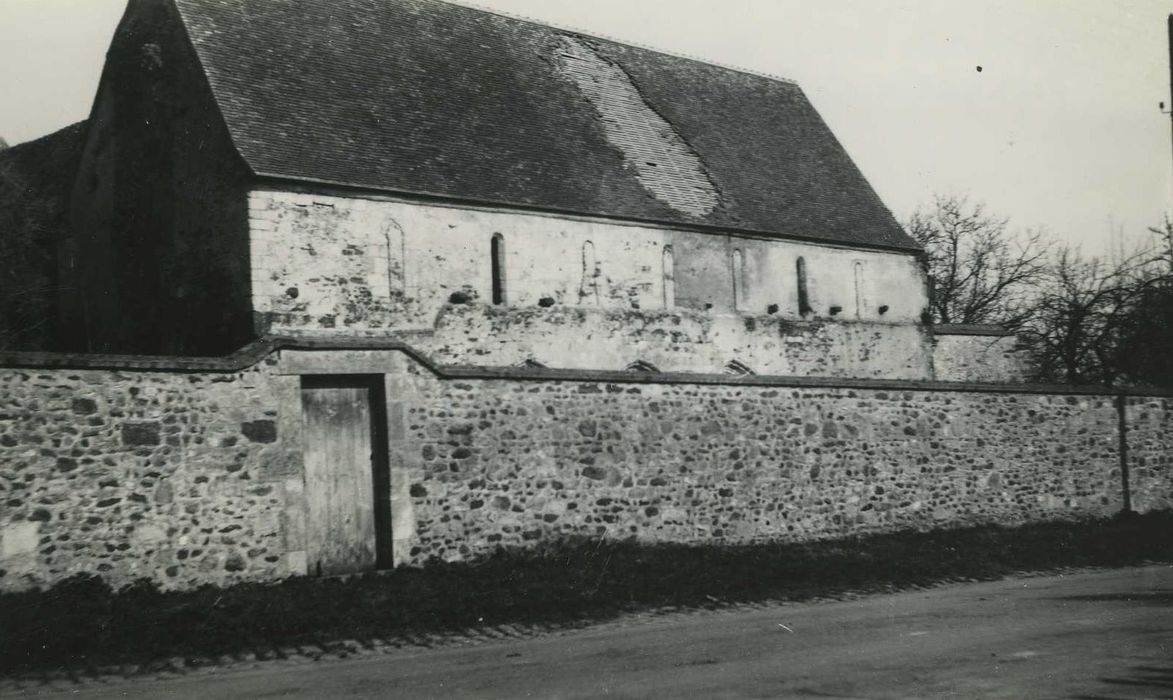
[1020,243,1166,385]
[907,195,1049,330]
[1112,219,1173,387]
[1148,216,1173,273]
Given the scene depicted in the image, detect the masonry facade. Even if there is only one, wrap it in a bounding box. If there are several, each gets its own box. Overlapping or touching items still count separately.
[0,344,1168,592]
[0,0,1113,593]
[51,0,1030,383]
[248,190,948,379]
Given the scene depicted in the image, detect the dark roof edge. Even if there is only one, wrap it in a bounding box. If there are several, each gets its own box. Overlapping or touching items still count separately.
[793,91,912,250]
[443,0,799,87]
[3,336,1170,398]
[62,0,141,199]
[251,173,925,255]
[0,121,87,154]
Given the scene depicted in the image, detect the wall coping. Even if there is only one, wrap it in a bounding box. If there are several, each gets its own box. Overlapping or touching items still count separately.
[2,337,1171,398]
[932,323,1014,337]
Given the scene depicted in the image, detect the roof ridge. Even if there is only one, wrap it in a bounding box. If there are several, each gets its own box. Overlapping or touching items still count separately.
[439,0,798,86]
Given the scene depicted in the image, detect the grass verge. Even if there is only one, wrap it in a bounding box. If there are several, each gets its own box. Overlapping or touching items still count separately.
[3,511,1172,676]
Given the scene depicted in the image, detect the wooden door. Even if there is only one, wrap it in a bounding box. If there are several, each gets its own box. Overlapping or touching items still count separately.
[301,376,389,576]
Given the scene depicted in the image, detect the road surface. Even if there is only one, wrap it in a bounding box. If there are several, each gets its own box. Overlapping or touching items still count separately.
[12,565,1173,699]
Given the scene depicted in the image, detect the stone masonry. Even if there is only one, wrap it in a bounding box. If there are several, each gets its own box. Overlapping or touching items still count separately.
[0,357,304,591]
[394,366,1128,562]
[1,343,1169,592]
[246,191,948,379]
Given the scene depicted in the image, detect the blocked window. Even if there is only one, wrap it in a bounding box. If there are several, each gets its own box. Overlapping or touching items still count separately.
[662,245,676,309]
[625,360,660,373]
[382,219,406,299]
[732,249,746,311]
[581,240,599,305]
[796,257,811,316]
[491,233,506,305]
[853,261,864,319]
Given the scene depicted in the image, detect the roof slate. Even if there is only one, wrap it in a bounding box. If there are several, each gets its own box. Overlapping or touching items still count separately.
[170,0,919,251]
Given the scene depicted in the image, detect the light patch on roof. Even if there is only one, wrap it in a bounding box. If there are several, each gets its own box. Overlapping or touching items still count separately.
[555,35,720,218]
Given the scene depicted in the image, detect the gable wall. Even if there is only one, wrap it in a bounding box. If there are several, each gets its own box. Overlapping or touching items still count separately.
[249,190,933,378]
[64,0,253,355]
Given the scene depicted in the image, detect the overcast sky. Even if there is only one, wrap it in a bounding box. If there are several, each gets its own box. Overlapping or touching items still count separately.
[2,0,1171,253]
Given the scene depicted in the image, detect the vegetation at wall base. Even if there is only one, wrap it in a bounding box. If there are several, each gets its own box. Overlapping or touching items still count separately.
[2,511,1172,677]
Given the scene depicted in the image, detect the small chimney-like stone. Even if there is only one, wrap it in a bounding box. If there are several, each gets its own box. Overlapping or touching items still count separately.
[0,136,9,151]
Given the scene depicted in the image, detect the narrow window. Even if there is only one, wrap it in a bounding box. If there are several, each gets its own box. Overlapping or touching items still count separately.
[732,249,745,311]
[382,219,407,299]
[491,233,506,305]
[581,240,599,305]
[662,245,675,309]
[853,261,864,319]
[796,257,811,316]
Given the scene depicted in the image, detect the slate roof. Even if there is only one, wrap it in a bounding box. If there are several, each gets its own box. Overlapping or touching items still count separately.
[170,0,919,251]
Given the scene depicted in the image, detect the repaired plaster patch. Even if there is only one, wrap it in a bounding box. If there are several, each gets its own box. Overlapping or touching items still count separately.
[1,521,40,559]
[555,35,720,218]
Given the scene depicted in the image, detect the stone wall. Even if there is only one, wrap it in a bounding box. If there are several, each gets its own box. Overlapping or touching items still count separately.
[932,327,1031,383]
[388,361,1129,563]
[408,305,933,378]
[1,342,1169,592]
[248,190,931,377]
[1127,395,1173,513]
[0,357,304,592]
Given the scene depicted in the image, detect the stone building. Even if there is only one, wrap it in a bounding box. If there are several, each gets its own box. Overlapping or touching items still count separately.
[4,0,1131,594]
[55,0,1022,380]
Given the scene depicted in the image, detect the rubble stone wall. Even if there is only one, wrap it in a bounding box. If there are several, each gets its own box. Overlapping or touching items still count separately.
[1126,395,1173,513]
[407,305,933,379]
[392,363,1136,563]
[0,357,305,592]
[1,344,1169,592]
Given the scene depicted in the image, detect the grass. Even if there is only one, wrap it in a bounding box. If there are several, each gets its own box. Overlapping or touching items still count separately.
[2,511,1172,677]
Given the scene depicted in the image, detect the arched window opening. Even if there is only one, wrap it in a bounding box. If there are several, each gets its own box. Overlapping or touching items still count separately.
[662,245,675,309]
[796,257,811,316]
[724,360,755,376]
[490,233,506,305]
[624,360,660,373]
[581,240,599,305]
[380,219,407,301]
[853,261,864,319]
[732,249,745,311]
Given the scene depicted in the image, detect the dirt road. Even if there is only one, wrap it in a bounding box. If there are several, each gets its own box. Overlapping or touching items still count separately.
[12,565,1173,699]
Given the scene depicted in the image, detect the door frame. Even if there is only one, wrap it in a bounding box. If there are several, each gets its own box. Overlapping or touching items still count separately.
[299,374,393,573]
